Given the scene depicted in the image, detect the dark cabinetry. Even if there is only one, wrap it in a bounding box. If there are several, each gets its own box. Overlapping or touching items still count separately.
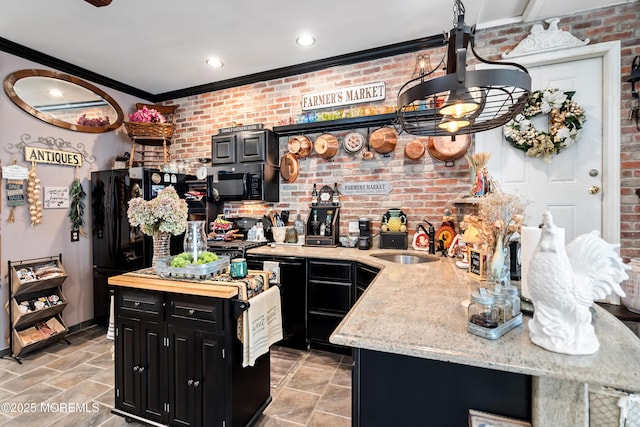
[211,130,278,165]
[245,255,307,350]
[113,287,270,427]
[307,259,355,351]
[353,348,531,427]
[355,263,379,300]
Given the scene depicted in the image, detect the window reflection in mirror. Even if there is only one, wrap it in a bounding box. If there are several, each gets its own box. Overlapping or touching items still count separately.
[3,69,124,133]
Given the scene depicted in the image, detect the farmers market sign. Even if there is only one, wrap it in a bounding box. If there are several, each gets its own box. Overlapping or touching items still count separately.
[339,181,393,196]
[301,82,386,111]
[25,146,83,167]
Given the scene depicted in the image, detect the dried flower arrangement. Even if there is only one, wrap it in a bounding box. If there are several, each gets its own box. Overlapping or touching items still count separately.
[127,186,188,236]
[464,192,529,251]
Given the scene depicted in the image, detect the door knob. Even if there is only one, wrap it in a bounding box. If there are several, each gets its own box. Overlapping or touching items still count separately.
[192,380,200,388]
[589,186,601,194]
[187,379,193,386]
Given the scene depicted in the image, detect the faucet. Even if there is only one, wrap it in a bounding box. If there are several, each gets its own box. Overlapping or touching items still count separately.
[422,219,436,255]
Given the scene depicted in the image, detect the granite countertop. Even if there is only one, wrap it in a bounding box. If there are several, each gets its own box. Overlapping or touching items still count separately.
[248,244,640,392]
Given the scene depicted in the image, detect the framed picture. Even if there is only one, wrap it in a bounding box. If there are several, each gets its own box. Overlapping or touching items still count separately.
[468,409,531,427]
[467,248,487,280]
[43,187,70,209]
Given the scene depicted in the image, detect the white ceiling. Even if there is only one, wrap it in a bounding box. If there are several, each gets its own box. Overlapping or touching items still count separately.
[0,0,632,96]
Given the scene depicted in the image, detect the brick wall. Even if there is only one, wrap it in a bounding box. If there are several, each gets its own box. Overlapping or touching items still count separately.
[166,3,640,259]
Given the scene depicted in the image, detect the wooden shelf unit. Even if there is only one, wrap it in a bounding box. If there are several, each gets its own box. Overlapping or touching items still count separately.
[7,254,70,361]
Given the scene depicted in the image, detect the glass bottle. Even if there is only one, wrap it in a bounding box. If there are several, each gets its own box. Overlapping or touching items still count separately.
[332,183,340,206]
[325,210,333,236]
[468,288,498,329]
[311,210,320,235]
[183,220,208,263]
[294,213,305,237]
[311,183,318,206]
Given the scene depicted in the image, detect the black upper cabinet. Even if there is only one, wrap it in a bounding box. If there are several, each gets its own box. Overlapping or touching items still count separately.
[211,130,278,166]
[211,134,237,165]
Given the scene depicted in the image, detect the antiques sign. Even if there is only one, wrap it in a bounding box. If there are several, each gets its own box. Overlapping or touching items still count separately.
[339,181,393,196]
[302,82,386,111]
[25,146,83,167]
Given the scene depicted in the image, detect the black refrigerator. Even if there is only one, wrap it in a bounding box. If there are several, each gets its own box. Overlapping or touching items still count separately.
[91,167,193,325]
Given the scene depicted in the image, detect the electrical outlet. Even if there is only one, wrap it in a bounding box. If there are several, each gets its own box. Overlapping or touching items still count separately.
[348,221,359,233]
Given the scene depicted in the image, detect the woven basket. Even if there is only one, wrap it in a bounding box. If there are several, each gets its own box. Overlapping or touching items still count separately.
[125,121,175,139]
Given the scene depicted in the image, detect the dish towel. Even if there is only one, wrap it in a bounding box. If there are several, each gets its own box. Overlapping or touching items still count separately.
[242,286,283,367]
[263,261,280,285]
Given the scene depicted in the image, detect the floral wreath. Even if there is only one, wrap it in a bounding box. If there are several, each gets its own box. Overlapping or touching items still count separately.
[503,88,586,162]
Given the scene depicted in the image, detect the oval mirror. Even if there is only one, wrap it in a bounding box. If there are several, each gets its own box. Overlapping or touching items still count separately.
[3,69,124,133]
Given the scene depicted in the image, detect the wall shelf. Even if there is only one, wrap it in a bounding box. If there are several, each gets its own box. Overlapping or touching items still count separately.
[273,112,399,136]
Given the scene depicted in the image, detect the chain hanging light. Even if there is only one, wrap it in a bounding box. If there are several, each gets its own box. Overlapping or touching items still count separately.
[397,0,531,136]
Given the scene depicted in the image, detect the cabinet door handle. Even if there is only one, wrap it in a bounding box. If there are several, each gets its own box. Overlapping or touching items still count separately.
[138,366,145,373]
[192,380,200,388]
[134,301,141,307]
[187,379,193,386]
[188,309,195,315]
[133,366,139,373]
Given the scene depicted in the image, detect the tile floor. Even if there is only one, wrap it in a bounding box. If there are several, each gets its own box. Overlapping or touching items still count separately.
[0,325,352,426]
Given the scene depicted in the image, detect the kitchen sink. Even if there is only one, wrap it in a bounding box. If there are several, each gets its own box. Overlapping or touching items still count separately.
[370,252,439,264]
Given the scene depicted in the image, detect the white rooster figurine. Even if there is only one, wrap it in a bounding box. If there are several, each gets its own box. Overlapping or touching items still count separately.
[528,211,629,355]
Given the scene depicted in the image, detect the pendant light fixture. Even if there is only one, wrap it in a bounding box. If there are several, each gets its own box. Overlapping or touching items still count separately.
[397,0,531,136]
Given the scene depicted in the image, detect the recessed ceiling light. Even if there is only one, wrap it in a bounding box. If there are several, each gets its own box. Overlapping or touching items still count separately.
[296,34,315,46]
[206,58,224,68]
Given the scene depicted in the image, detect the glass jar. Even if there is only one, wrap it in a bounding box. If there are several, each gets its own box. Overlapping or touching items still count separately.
[490,285,513,323]
[230,258,248,279]
[621,258,640,314]
[183,220,208,262]
[468,288,498,329]
[503,285,521,318]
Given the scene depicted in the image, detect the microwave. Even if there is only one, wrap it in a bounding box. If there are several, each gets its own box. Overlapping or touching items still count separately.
[207,162,279,202]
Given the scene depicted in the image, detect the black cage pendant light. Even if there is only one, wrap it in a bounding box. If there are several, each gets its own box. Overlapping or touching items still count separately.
[397,0,531,136]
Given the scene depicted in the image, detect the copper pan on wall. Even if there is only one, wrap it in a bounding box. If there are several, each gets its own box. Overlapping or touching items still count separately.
[427,134,472,166]
[369,127,397,155]
[314,134,339,160]
[404,137,427,160]
[288,135,313,158]
[280,152,300,182]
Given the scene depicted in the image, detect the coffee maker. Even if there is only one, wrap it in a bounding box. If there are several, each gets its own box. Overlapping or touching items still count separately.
[358,218,372,250]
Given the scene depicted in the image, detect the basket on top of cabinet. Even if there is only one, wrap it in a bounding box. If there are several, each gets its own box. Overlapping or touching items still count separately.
[8,255,69,360]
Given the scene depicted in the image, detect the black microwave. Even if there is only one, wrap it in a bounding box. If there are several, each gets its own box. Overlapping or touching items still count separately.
[207,162,279,202]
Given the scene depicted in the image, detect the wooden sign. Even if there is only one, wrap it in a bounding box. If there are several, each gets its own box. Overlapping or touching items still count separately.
[44,187,70,209]
[468,249,487,280]
[339,181,393,196]
[2,164,29,180]
[302,82,386,111]
[25,146,83,167]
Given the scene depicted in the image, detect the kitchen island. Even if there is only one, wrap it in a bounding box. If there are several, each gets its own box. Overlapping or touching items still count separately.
[248,244,640,427]
[108,271,271,427]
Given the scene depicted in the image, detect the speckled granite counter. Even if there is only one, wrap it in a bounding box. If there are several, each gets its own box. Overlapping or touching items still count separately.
[249,245,640,426]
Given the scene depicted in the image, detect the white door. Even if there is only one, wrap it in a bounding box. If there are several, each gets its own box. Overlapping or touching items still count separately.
[476,57,603,243]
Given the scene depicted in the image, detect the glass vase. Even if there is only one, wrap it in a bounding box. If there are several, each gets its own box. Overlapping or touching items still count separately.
[152,232,172,269]
[487,238,511,288]
[183,220,208,263]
